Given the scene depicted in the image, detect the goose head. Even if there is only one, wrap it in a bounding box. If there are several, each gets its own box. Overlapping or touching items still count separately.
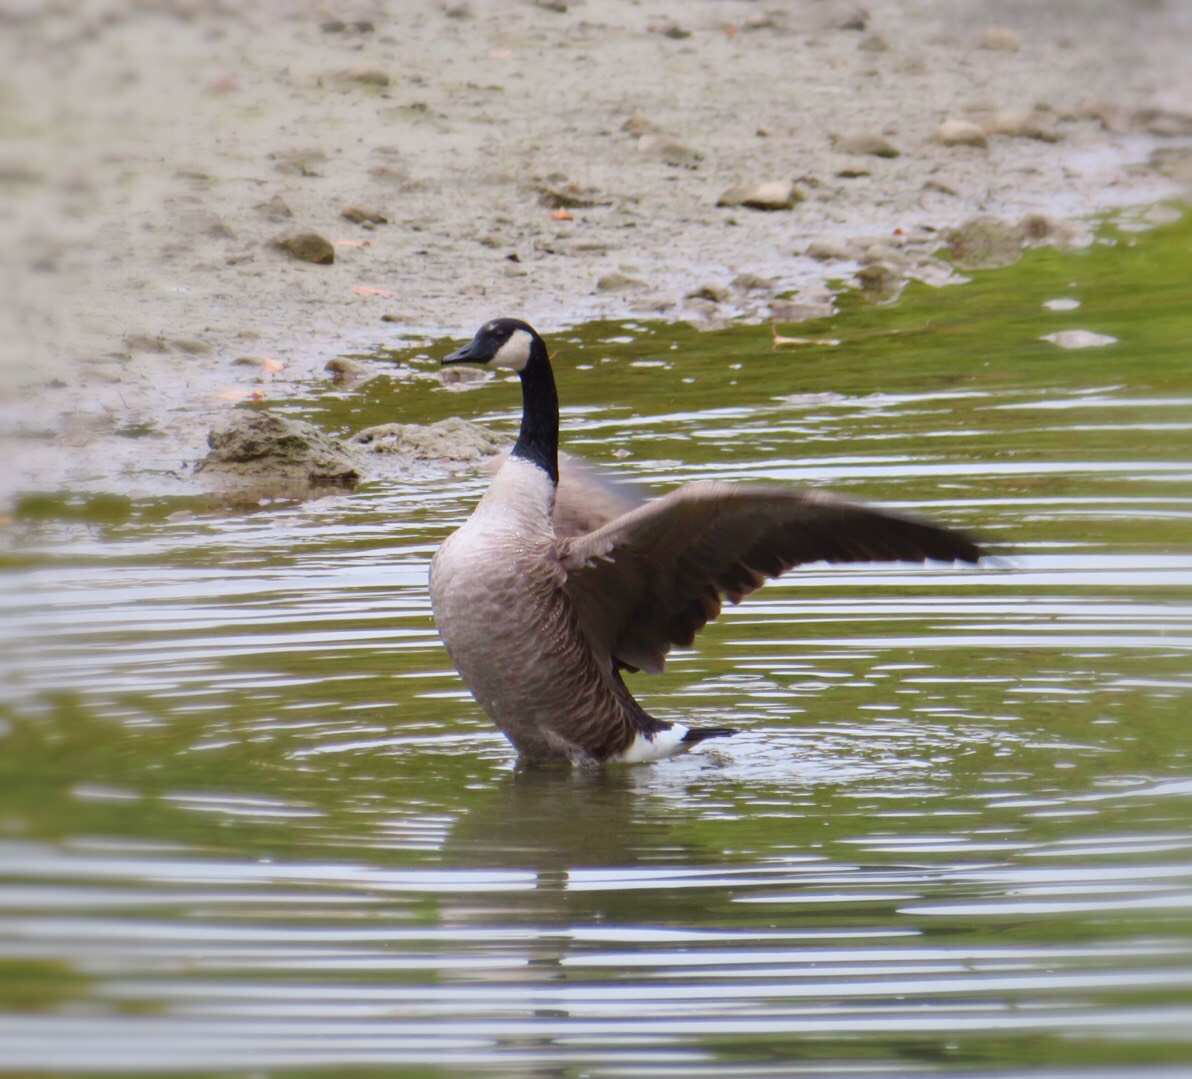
[443,318,560,485]
[443,318,543,372]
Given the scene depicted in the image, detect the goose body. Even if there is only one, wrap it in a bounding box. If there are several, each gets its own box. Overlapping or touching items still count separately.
[429,319,983,766]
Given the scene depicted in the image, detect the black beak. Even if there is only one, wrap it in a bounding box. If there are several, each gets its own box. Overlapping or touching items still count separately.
[443,337,486,365]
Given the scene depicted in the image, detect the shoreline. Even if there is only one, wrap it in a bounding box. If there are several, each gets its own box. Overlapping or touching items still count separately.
[3,0,1192,504]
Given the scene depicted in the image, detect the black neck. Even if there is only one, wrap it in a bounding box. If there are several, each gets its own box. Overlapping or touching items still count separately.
[510,338,559,485]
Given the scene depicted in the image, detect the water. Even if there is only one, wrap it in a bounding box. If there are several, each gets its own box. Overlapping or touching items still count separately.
[1,210,1191,1076]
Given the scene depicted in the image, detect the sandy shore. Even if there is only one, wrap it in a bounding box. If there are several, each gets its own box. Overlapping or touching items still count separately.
[3,0,1191,502]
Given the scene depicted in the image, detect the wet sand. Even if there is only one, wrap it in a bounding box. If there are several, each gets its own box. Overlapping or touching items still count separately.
[3,0,1191,501]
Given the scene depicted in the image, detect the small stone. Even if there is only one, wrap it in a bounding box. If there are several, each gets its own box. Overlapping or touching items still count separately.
[945,217,1024,270]
[271,148,328,177]
[805,238,852,261]
[337,68,391,88]
[636,134,703,167]
[325,357,371,384]
[342,205,388,225]
[439,365,489,389]
[596,272,646,293]
[834,132,900,158]
[855,261,904,300]
[731,273,775,292]
[771,298,835,322]
[979,27,1020,51]
[170,338,212,355]
[124,333,170,353]
[716,180,800,211]
[687,283,731,304]
[1042,298,1080,312]
[1040,330,1117,350]
[534,0,568,11]
[273,232,335,264]
[987,108,1059,142]
[936,119,987,147]
[1135,107,1192,138]
[647,18,691,39]
[254,194,293,220]
[442,2,472,18]
[857,33,888,52]
[536,179,610,208]
[321,19,346,32]
[621,110,658,136]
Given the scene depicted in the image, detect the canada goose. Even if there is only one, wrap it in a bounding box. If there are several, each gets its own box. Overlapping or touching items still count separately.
[429,318,983,766]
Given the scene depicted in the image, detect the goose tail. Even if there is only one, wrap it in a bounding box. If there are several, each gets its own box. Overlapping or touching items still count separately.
[680,726,737,745]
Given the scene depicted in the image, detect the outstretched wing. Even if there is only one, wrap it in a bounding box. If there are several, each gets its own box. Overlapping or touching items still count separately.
[559,481,982,674]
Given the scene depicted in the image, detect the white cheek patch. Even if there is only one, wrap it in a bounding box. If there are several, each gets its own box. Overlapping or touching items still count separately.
[491,329,532,371]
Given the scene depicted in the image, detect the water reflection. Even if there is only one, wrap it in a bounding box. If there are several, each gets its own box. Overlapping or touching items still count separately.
[1,212,1191,1073]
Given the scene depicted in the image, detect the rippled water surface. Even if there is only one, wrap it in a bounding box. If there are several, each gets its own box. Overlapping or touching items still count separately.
[2,212,1191,1076]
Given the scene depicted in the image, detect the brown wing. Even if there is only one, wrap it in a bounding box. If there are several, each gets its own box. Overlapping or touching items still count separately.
[559,481,983,674]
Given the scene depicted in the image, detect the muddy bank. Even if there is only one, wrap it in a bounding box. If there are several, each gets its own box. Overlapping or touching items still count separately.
[2,0,1191,503]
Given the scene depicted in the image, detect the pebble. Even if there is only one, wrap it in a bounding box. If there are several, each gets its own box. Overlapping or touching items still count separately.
[536,179,610,208]
[337,68,391,88]
[833,132,900,158]
[731,273,775,292]
[936,119,987,147]
[273,232,335,264]
[945,217,1024,270]
[805,238,852,261]
[324,357,371,384]
[855,261,904,300]
[596,272,646,292]
[647,18,691,39]
[439,366,490,390]
[1040,330,1117,350]
[687,283,731,304]
[979,27,1021,51]
[1042,298,1081,311]
[342,206,388,225]
[987,108,1060,142]
[254,194,293,220]
[636,134,703,167]
[857,34,888,53]
[771,297,835,322]
[716,180,801,211]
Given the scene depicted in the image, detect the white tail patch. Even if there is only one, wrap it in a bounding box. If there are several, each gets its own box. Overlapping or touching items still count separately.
[492,328,533,371]
[612,723,690,764]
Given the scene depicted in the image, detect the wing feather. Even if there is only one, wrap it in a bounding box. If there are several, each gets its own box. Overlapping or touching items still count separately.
[559,482,983,673]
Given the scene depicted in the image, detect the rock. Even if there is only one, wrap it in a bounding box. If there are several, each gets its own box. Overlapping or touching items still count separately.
[254,194,293,220]
[198,410,360,493]
[855,261,904,300]
[716,180,801,210]
[647,18,691,39]
[124,333,170,353]
[636,134,703,167]
[342,205,388,225]
[833,132,900,158]
[351,416,506,461]
[936,119,987,147]
[1040,330,1117,350]
[979,26,1020,51]
[621,110,658,136]
[336,68,391,88]
[822,4,869,31]
[442,2,472,18]
[534,0,568,11]
[325,357,373,385]
[1151,147,1192,186]
[273,232,335,264]
[596,272,646,293]
[805,238,852,261]
[439,365,490,390]
[1135,107,1192,137]
[944,217,1024,270]
[170,338,211,355]
[270,148,328,177]
[536,179,610,208]
[987,108,1060,142]
[771,296,835,322]
[857,33,888,52]
[731,272,775,292]
[1042,298,1081,312]
[687,283,731,304]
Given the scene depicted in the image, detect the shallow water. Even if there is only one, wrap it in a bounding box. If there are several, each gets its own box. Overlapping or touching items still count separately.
[2,210,1191,1076]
